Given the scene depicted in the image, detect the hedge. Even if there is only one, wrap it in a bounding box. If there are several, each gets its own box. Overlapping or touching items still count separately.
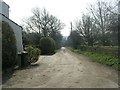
[40,37,56,55]
[2,21,17,69]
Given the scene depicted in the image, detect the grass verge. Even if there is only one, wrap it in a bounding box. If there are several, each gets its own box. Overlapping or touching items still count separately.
[69,47,119,71]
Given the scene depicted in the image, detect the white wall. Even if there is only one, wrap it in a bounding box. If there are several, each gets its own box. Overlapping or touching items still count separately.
[0,3,2,85]
[0,1,2,15]
[0,1,9,18]
[0,14,23,54]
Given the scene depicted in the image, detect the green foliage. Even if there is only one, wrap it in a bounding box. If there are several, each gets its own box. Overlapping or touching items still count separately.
[2,21,17,69]
[25,45,41,63]
[67,1,118,46]
[71,48,119,70]
[50,32,63,49]
[67,30,82,49]
[22,31,41,47]
[78,46,118,57]
[40,37,56,55]
[82,51,119,70]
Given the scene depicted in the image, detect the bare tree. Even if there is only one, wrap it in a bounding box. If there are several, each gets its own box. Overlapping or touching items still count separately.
[68,0,118,47]
[22,7,65,48]
[22,8,65,37]
[89,1,112,45]
[74,14,99,46]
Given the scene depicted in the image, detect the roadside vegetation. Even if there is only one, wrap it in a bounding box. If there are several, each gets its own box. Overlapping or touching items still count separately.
[2,0,118,71]
[22,8,65,55]
[65,0,119,71]
[25,45,41,64]
[2,21,17,70]
[69,47,119,70]
[40,37,56,55]
[21,8,65,65]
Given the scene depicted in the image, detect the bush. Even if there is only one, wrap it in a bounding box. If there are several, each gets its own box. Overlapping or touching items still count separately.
[40,37,56,55]
[25,45,41,63]
[2,21,17,69]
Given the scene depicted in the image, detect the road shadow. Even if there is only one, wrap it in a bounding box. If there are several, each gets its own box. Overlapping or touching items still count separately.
[2,63,40,84]
[30,63,39,66]
[41,51,56,55]
[2,70,14,84]
[19,63,40,70]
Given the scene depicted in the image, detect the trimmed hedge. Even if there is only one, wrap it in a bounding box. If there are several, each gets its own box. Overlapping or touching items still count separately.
[2,21,17,69]
[40,37,56,55]
[25,45,41,63]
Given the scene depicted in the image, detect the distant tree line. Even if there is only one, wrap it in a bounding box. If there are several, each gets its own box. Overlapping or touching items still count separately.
[66,0,118,48]
[22,8,65,50]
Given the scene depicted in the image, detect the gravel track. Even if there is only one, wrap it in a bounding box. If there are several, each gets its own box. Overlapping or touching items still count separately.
[3,48,118,88]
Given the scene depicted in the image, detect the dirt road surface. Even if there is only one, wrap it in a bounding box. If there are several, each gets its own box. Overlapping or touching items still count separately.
[3,48,118,88]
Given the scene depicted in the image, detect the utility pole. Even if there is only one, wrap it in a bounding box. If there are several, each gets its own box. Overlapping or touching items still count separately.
[118,1,120,63]
[118,1,120,47]
[70,22,73,33]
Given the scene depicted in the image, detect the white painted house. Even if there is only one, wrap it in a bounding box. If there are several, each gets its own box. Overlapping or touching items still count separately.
[0,1,24,67]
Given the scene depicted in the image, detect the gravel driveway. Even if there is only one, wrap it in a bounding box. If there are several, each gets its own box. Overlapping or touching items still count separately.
[3,48,118,88]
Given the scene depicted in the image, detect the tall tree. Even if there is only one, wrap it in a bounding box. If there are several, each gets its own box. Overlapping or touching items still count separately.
[89,1,118,46]
[74,14,99,46]
[22,8,65,48]
[22,8,64,37]
[66,22,82,48]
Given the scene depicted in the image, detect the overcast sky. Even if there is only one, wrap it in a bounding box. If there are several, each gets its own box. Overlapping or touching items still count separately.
[2,0,112,36]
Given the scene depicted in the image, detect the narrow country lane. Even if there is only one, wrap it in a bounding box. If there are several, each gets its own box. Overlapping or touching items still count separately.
[3,48,118,88]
